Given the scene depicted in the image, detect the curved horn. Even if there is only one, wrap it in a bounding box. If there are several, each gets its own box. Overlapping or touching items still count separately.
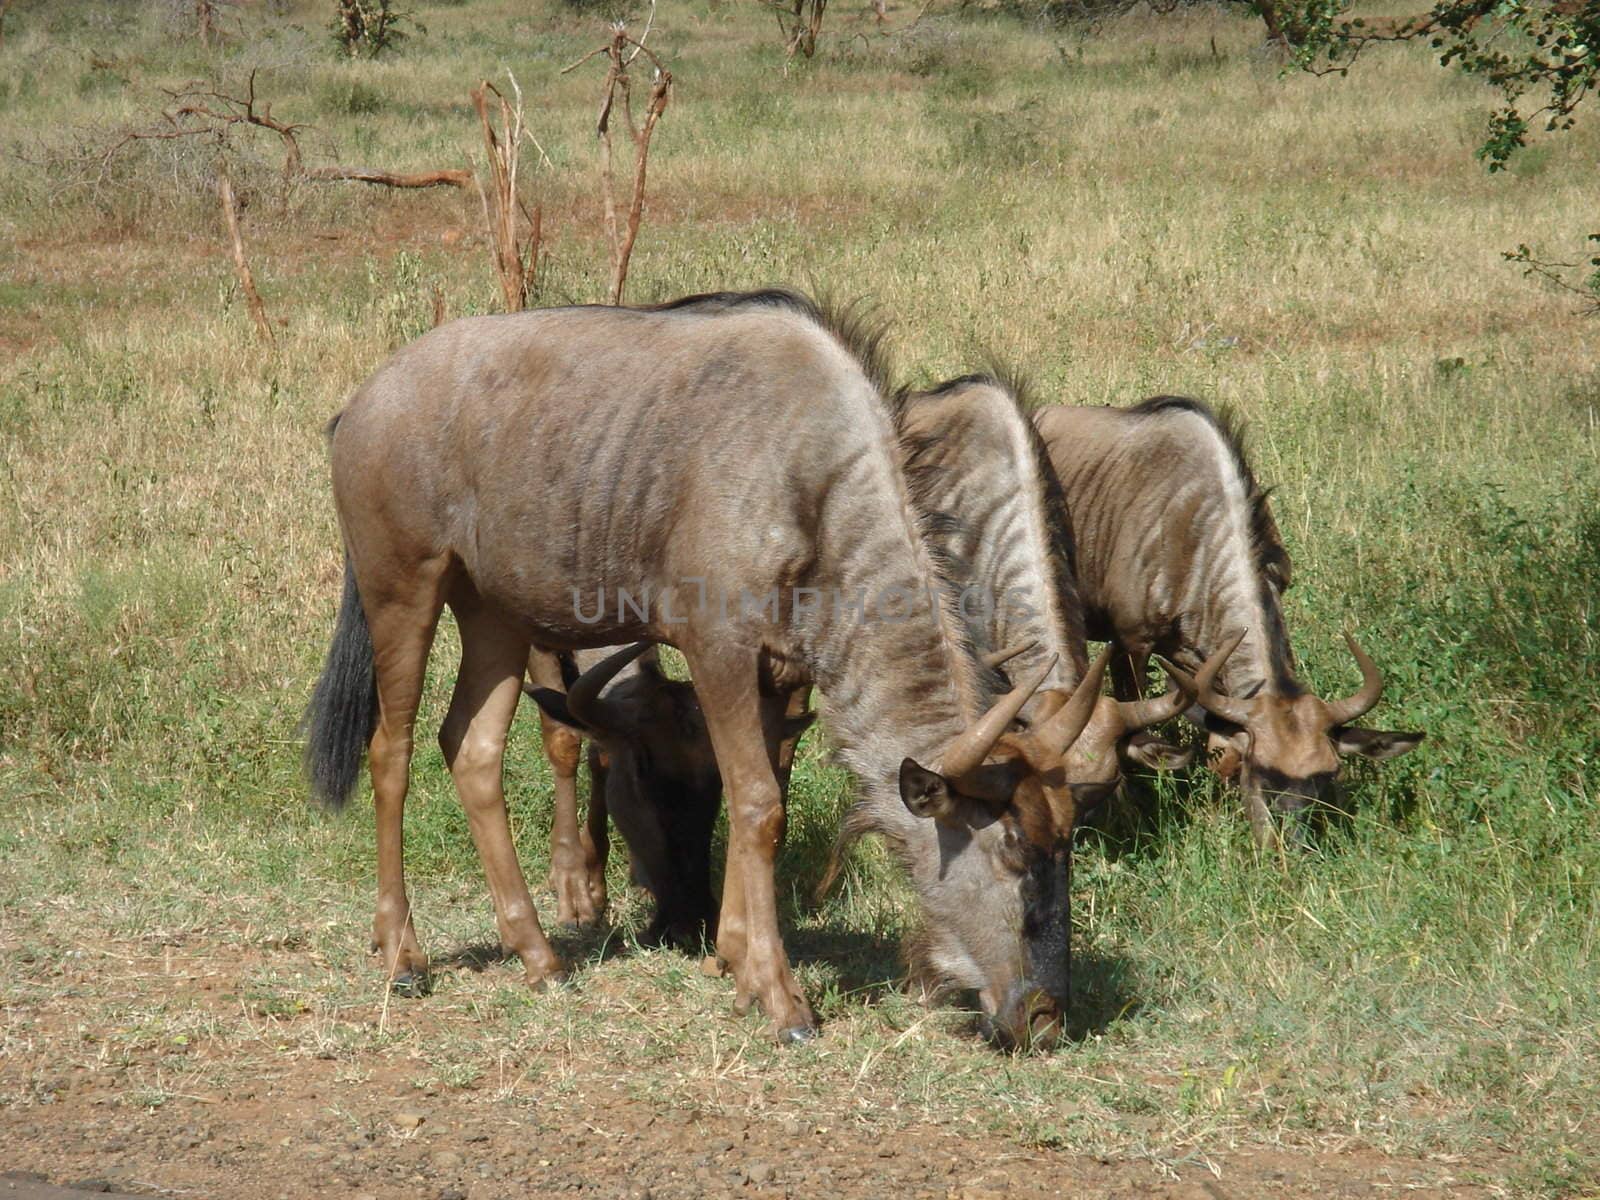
[564,642,654,732]
[1115,663,1192,731]
[1183,630,1253,727]
[1123,635,1240,729]
[1033,645,1112,757]
[938,654,1058,779]
[1323,630,1383,726]
[981,641,1036,671]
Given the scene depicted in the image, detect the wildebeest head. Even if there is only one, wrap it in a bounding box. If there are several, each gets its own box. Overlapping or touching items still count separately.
[893,639,1227,1050]
[1176,631,1424,837]
[527,644,727,948]
[984,644,1197,800]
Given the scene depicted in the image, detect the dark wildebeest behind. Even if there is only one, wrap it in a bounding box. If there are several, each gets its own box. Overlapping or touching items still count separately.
[527,644,765,952]
[303,290,1109,1045]
[1032,397,1424,847]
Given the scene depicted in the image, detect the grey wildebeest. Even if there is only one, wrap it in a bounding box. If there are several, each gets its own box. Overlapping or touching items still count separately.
[896,376,1215,796]
[303,289,1107,1045]
[1031,396,1424,847]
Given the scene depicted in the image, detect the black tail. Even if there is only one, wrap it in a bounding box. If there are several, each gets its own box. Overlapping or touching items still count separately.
[303,556,378,811]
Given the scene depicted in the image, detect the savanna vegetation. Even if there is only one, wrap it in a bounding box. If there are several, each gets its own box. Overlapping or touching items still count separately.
[0,0,1595,1196]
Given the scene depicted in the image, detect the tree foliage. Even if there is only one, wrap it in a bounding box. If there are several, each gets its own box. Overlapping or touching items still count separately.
[1266,0,1597,170]
[1262,0,1598,312]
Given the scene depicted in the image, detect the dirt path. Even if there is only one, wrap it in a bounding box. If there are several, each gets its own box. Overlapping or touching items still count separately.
[1,944,1500,1200]
[1,1077,1489,1200]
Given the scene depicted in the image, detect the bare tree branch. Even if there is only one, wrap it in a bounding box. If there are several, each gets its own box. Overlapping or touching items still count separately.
[472,74,541,312]
[305,165,471,188]
[216,164,273,344]
[577,26,674,306]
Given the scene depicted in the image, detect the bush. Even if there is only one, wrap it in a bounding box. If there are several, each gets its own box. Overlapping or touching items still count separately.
[329,0,422,59]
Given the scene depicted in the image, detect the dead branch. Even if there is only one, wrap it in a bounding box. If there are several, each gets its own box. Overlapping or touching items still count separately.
[1505,240,1600,316]
[305,165,472,188]
[573,27,672,306]
[164,70,306,179]
[96,73,470,200]
[216,164,273,344]
[471,75,541,312]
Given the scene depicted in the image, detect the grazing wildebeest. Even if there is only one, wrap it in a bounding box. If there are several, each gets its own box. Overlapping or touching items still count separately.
[1032,396,1424,846]
[303,289,1107,1045]
[526,645,733,950]
[897,376,1208,800]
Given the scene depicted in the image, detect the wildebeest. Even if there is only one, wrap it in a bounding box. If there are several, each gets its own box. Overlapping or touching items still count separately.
[526,645,729,950]
[303,289,1107,1045]
[526,645,814,949]
[1032,397,1424,846]
[897,376,1207,797]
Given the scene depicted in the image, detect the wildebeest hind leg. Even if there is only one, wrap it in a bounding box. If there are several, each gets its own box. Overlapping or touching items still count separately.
[440,601,565,989]
[366,583,448,997]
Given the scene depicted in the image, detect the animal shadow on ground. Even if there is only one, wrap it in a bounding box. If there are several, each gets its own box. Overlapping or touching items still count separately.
[1063,949,1142,1042]
[786,924,905,1006]
[432,920,633,980]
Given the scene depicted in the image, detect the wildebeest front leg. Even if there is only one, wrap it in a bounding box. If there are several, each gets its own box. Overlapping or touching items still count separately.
[527,650,607,926]
[441,605,564,989]
[692,652,815,1041]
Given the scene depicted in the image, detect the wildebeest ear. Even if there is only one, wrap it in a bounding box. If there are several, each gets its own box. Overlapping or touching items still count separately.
[899,758,957,822]
[1334,727,1425,760]
[526,686,582,730]
[1121,736,1194,771]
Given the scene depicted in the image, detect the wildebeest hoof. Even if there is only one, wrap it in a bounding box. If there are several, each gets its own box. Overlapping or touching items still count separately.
[389,970,430,999]
[527,968,568,993]
[776,1023,817,1046]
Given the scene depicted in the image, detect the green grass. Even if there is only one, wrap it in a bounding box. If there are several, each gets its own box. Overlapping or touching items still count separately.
[1,0,1597,1194]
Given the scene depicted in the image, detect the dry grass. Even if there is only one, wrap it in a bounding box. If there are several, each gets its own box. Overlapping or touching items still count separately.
[1,1,1597,1195]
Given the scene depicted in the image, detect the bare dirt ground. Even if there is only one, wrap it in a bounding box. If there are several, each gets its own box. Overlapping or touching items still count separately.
[1,943,1503,1200]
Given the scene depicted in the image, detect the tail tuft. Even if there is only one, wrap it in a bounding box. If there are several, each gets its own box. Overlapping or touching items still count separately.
[302,557,377,810]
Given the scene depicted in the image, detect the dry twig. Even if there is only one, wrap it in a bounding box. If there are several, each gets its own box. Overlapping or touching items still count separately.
[471,74,541,312]
[99,71,468,193]
[215,164,273,344]
[565,25,673,306]
[769,0,827,59]
[305,165,471,188]
[164,70,307,179]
